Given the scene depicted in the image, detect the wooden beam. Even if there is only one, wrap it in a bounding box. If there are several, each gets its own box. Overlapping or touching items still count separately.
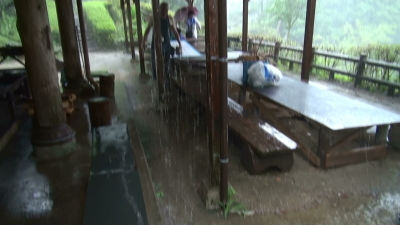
[126,0,136,60]
[242,0,249,52]
[134,0,146,75]
[55,0,84,86]
[151,0,164,99]
[325,145,386,168]
[76,0,98,91]
[329,128,369,152]
[120,0,129,52]
[218,0,229,204]
[250,94,321,167]
[205,0,220,187]
[300,0,316,82]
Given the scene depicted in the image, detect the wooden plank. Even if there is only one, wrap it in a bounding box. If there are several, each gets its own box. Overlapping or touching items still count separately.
[325,145,387,168]
[250,94,321,167]
[128,121,163,225]
[329,128,369,152]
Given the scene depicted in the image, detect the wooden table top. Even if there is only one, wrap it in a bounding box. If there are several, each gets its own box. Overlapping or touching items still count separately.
[228,63,400,130]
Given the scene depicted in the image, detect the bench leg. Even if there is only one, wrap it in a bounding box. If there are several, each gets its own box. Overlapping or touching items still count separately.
[241,144,293,175]
[238,87,246,105]
[6,92,16,121]
[375,125,389,145]
[317,127,332,169]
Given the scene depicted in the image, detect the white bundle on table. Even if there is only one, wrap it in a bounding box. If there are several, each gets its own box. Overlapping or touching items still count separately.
[247,61,282,88]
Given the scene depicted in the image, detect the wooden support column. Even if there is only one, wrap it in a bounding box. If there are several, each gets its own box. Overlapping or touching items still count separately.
[77,0,98,92]
[135,0,146,75]
[242,0,249,52]
[218,0,229,204]
[300,0,316,83]
[15,0,75,159]
[205,0,220,186]
[55,0,84,87]
[151,0,165,99]
[126,0,136,60]
[121,0,129,52]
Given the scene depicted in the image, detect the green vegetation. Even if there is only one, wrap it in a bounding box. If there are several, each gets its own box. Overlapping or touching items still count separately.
[219,186,249,219]
[83,1,117,48]
[46,0,60,44]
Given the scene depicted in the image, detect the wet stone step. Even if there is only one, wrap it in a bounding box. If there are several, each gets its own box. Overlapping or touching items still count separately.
[83,123,148,225]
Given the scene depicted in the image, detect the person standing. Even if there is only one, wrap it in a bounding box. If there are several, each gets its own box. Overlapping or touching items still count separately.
[185,10,201,39]
[142,2,182,80]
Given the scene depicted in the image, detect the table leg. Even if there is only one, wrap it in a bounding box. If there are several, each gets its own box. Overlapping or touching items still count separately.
[6,92,16,121]
[317,127,332,169]
[375,125,389,145]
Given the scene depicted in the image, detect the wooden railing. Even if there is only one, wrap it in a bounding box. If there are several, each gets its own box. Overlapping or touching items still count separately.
[227,37,400,96]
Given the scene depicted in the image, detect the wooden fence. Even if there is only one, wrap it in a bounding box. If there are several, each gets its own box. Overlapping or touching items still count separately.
[228,37,400,96]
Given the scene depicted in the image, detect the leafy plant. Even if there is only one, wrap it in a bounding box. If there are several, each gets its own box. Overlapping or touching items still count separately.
[219,186,248,219]
[83,1,117,48]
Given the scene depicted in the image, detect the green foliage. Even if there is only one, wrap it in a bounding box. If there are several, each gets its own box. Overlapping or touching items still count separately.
[219,186,249,219]
[83,1,117,48]
[46,0,61,44]
[0,14,19,45]
[269,0,306,40]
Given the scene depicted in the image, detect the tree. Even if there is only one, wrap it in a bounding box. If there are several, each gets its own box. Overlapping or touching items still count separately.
[269,0,306,40]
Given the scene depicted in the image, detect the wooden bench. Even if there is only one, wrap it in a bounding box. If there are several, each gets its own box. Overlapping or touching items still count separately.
[228,98,297,174]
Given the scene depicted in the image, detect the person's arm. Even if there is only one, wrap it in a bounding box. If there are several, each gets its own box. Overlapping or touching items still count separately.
[169,16,182,49]
[142,20,154,49]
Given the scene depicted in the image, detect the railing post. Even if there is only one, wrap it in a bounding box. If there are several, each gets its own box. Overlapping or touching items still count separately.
[355,53,367,87]
[273,42,281,64]
[310,47,316,76]
[248,39,253,53]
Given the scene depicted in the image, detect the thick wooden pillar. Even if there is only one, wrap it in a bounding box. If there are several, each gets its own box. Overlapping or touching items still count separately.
[218,0,229,204]
[15,0,75,159]
[242,0,249,52]
[300,0,316,82]
[55,0,84,87]
[151,0,165,98]
[205,0,220,186]
[135,0,146,75]
[121,0,129,52]
[126,0,136,60]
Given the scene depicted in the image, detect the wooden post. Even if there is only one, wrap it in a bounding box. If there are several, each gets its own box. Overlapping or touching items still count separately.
[151,0,165,99]
[135,0,146,75]
[218,0,229,204]
[317,127,332,168]
[205,0,220,187]
[355,53,367,87]
[88,97,112,127]
[300,0,316,83]
[273,42,281,64]
[248,39,253,53]
[55,0,84,87]
[121,0,129,52]
[99,73,115,97]
[77,0,98,92]
[242,0,249,52]
[15,0,75,158]
[126,0,136,60]
[375,125,389,145]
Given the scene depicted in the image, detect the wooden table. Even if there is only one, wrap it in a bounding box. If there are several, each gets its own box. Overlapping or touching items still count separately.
[228,62,400,168]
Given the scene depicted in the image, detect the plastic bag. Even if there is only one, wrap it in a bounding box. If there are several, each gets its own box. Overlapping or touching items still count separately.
[247,61,282,88]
